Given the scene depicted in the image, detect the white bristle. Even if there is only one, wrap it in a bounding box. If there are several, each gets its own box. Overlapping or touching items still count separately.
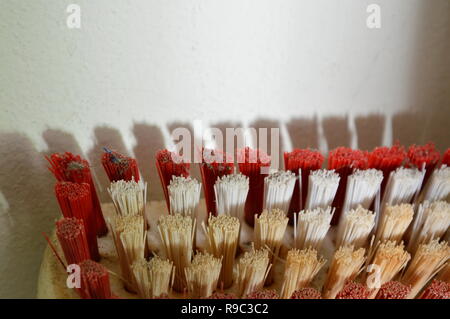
[295,206,334,250]
[342,169,383,214]
[108,178,147,217]
[168,176,201,218]
[304,169,340,210]
[407,201,450,252]
[381,167,424,208]
[263,170,296,213]
[419,165,450,202]
[336,206,376,248]
[214,173,249,219]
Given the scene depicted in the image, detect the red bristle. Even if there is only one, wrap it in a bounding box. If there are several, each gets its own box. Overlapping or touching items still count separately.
[46,152,107,236]
[56,217,91,265]
[369,143,406,198]
[200,148,234,216]
[328,147,369,225]
[42,232,67,271]
[375,281,410,299]
[407,143,440,189]
[206,292,237,299]
[335,281,370,299]
[420,280,450,299]
[442,148,450,166]
[79,260,113,299]
[290,287,322,299]
[155,149,190,211]
[55,182,100,261]
[237,147,271,226]
[284,149,324,221]
[101,149,140,182]
[246,289,279,299]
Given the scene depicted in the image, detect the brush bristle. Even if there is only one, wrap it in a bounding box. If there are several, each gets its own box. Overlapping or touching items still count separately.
[336,281,371,299]
[79,260,112,299]
[290,287,322,299]
[421,280,450,299]
[238,147,271,226]
[101,148,140,182]
[376,281,410,299]
[246,289,279,299]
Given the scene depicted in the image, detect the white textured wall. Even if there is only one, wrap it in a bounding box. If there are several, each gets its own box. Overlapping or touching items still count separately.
[0,0,449,298]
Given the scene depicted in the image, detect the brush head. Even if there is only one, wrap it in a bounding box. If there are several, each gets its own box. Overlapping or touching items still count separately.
[55,217,91,265]
[407,142,440,169]
[376,281,411,299]
[79,260,112,299]
[336,281,371,299]
[237,147,271,169]
[421,280,450,299]
[442,148,450,166]
[47,152,91,182]
[156,149,190,210]
[369,144,406,171]
[284,149,324,171]
[290,288,322,299]
[56,217,85,239]
[328,147,368,170]
[201,148,234,174]
[102,148,140,182]
[55,181,91,201]
[246,289,279,299]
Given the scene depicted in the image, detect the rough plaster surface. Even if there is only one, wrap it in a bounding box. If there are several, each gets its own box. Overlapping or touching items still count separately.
[0,1,449,298]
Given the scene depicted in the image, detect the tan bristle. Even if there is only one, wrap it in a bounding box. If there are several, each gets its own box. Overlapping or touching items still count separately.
[407,201,450,253]
[168,176,201,218]
[437,262,450,283]
[402,240,450,299]
[185,252,222,298]
[254,209,288,284]
[236,247,271,297]
[279,248,326,299]
[131,256,174,299]
[295,206,334,250]
[366,241,411,298]
[108,214,147,292]
[375,203,414,243]
[335,206,375,248]
[202,214,240,289]
[323,245,366,299]
[108,179,147,218]
[157,214,196,292]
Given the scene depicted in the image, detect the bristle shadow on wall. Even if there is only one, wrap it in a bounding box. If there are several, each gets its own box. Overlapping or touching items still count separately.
[355,114,386,151]
[321,115,351,151]
[285,116,319,150]
[392,111,427,147]
[42,129,84,156]
[132,123,165,200]
[210,121,242,166]
[166,121,202,184]
[87,126,130,202]
[0,133,59,298]
[402,1,450,152]
[249,118,285,171]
